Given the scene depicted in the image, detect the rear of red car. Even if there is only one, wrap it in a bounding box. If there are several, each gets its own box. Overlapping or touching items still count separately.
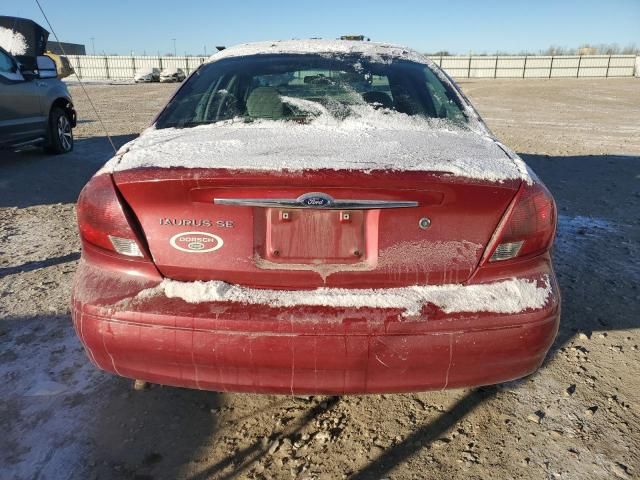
[71,41,559,394]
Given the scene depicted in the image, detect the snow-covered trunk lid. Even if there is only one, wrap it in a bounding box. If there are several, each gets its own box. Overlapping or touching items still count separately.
[113,168,520,289]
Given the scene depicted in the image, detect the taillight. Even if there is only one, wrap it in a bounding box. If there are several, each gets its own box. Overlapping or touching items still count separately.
[487,182,556,262]
[76,174,146,258]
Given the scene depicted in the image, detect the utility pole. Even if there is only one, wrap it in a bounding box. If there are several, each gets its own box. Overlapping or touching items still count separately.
[172,38,176,56]
[90,37,95,55]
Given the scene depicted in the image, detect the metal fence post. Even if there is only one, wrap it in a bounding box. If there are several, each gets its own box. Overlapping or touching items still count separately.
[522,56,527,78]
[577,55,582,78]
[104,56,110,79]
[605,55,612,77]
[493,56,499,78]
[185,56,189,74]
[76,56,82,79]
[159,56,163,70]
[439,54,443,67]
[467,56,472,78]
[548,56,554,78]
[131,56,136,78]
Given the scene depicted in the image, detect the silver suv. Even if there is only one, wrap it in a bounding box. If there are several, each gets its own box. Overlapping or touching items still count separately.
[0,46,76,154]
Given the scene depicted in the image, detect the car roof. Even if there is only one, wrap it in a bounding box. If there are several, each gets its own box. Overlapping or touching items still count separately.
[205,39,432,66]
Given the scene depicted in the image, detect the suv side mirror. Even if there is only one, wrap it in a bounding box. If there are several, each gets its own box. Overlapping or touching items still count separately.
[37,55,58,79]
[18,63,37,81]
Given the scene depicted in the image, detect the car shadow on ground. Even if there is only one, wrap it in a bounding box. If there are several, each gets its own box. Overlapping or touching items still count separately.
[349,387,498,480]
[188,396,341,480]
[0,252,80,277]
[0,134,136,209]
[87,378,225,480]
[84,386,338,480]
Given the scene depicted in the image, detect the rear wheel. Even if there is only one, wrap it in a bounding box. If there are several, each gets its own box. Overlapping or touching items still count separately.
[44,107,74,154]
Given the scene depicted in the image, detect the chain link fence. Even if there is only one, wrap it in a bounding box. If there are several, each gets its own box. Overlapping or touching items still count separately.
[65,54,638,81]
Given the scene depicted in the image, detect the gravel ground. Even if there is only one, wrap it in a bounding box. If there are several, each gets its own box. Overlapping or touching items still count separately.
[1,78,639,480]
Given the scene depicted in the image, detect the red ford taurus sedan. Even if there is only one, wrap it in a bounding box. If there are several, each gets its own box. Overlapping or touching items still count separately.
[72,40,560,394]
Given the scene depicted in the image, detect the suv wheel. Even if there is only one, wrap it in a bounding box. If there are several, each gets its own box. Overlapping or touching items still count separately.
[45,107,74,154]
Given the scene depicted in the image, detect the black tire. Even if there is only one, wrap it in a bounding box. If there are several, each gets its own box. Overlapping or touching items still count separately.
[44,107,74,154]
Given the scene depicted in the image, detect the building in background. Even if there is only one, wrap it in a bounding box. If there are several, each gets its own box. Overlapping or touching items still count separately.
[578,46,598,55]
[46,41,85,55]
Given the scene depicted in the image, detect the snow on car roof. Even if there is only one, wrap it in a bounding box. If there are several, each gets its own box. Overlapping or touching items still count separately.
[0,26,28,55]
[206,39,433,66]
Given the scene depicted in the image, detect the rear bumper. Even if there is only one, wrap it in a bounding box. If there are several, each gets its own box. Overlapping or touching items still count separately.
[71,248,560,394]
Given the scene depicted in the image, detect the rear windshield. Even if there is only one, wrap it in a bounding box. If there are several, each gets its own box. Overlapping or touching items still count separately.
[155,54,468,129]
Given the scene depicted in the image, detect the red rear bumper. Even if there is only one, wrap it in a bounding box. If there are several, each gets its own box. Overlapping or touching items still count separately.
[71,247,560,394]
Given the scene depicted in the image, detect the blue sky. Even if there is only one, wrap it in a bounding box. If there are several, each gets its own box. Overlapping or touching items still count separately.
[4,0,639,55]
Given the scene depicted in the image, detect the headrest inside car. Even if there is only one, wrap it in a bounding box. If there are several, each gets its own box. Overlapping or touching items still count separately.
[246,86,284,120]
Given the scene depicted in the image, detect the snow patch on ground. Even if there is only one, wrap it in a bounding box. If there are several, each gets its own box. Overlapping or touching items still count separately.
[0,26,27,55]
[555,214,639,281]
[555,214,617,256]
[136,276,552,317]
[0,319,108,479]
[557,214,616,237]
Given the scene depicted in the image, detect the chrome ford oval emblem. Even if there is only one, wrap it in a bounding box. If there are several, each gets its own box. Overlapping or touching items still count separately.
[297,192,334,208]
[169,231,224,253]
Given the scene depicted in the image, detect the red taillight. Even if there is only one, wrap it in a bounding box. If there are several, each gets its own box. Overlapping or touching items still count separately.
[487,182,556,262]
[77,174,146,258]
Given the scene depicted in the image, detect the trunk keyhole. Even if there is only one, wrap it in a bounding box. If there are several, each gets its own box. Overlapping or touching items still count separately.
[419,217,431,230]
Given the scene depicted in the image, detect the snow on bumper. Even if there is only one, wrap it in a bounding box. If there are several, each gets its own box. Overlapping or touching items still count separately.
[136,276,552,318]
[71,257,560,394]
